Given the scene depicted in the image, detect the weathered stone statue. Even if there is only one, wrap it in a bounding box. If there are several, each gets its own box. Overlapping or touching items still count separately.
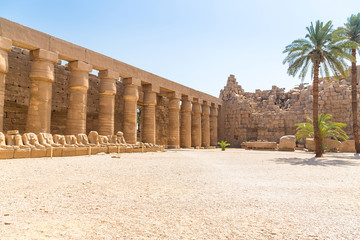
[88,131,101,145]
[77,134,90,145]
[115,131,127,145]
[6,130,30,149]
[0,132,13,149]
[22,133,46,149]
[38,133,62,147]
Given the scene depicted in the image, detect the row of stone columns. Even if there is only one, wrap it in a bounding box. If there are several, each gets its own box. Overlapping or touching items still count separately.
[0,36,219,148]
[120,82,219,148]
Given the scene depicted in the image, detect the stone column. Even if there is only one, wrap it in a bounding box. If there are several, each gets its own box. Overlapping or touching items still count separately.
[123,82,139,144]
[0,37,12,132]
[168,94,181,148]
[191,100,202,148]
[26,49,58,134]
[142,85,156,144]
[210,104,218,146]
[201,102,210,147]
[98,70,118,136]
[180,97,192,148]
[66,61,92,135]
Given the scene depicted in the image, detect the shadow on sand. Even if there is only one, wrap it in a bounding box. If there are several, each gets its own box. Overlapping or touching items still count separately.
[272,155,360,167]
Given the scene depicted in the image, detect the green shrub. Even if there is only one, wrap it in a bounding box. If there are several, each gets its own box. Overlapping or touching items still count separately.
[218,141,230,151]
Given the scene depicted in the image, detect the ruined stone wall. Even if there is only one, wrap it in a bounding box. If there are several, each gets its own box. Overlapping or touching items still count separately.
[220,73,360,147]
[4,48,31,133]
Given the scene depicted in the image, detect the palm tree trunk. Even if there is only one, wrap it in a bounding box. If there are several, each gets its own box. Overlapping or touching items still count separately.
[313,62,322,157]
[351,49,360,153]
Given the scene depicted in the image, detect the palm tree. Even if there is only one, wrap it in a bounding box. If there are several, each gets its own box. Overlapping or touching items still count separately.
[283,20,354,157]
[334,13,360,153]
[295,113,349,152]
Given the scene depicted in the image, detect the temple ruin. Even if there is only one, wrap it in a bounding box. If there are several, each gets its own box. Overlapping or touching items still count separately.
[219,72,360,147]
[0,18,221,158]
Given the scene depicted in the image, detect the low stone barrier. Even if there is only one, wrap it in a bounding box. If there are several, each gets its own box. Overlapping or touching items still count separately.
[340,140,355,153]
[306,138,354,153]
[244,141,278,150]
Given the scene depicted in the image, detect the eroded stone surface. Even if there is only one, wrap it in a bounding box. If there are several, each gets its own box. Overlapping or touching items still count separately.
[220,73,360,147]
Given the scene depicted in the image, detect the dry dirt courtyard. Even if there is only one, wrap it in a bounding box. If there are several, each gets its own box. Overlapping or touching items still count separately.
[0,149,359,239]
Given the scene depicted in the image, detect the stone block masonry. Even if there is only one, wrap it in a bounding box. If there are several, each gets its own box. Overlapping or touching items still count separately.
[220,73,360,147]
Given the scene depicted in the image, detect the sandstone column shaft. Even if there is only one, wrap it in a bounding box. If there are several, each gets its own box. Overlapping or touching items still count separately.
[201,103,210,147]
[66,61,92,135]
[26,49,58,134]
[0,37,12,132]
[168,97,180,148]
[142,88,156,144]
[123,84,139,144]
[181,99,192,148]
[210,105,218,146]
[98,70,118,135]
[191,101,202,148]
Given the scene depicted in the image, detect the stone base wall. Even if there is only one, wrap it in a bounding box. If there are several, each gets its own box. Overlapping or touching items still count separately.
[3,47,168,142]
[220,73,360,147]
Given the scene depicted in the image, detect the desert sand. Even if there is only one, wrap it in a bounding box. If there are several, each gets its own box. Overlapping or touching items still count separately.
[1,149,359,239]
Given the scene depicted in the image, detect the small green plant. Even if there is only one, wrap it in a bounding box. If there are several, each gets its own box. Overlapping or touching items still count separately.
[218,140,230,151]
[295,113,348,153]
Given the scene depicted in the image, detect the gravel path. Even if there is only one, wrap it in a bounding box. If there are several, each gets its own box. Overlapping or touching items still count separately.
[0,149,359,239]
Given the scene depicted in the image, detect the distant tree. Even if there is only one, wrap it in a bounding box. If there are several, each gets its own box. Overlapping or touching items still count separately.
[334,13,360,153]
[283,20,354,157]
[295,113,349,153]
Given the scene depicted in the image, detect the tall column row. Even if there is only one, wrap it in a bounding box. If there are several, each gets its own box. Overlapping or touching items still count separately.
[0,38,219,147]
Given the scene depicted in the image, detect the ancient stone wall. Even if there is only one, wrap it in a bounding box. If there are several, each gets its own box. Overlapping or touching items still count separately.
[3,47,168,141]
[220,72,360,147]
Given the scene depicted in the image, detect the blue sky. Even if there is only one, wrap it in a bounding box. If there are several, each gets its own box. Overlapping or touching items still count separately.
[1,0,359,97]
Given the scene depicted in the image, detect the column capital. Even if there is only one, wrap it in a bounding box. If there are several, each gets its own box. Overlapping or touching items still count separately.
[143,89,156,106]
[169,91,181,100]
[69,60,92,72]
[210,105,218,117]
[123,84,139,101]
[30,49,58,63]
[169,97,180,111]
[192,97,202,103]
[202,103,210,116]
[192,101,202,114]
[99,69,119,80]
[99,70,118,95]
[29,49,58,83]
[181,95,191,102]
[122,77,141,86]
[181,98,192,112]
[0,37,12,52]
[142,83,160,93]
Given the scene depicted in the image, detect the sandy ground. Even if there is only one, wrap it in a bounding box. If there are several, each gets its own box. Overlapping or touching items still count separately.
[0,149,359,240]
